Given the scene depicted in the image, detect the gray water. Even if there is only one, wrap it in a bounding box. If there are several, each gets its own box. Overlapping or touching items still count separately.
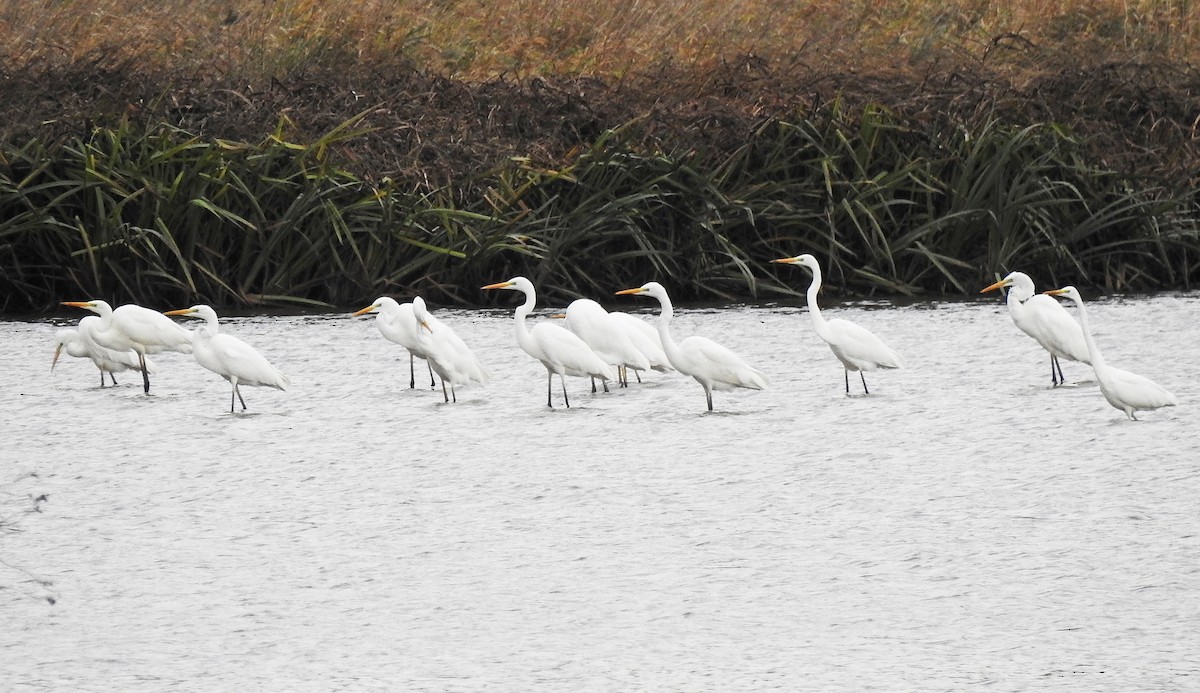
[3,293,1199,691]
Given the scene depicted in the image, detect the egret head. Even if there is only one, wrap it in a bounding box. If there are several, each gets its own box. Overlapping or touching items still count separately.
[62,299,111,316]
[482,276,532,293]
[771,254,819,273]
[1043,286,1081,301]
[981,271,1034,297]
[616,282,666,301]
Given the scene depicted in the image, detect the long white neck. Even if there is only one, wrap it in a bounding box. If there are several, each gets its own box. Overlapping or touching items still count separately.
[1068,294,1107,371]
[513,287,537,354]
[805,265,834,341]
[652,293,684,364]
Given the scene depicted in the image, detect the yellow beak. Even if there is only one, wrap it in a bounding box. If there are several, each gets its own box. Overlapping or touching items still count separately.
[163,308,195,317]
[481,281,513,290]
[615,288,646,296]
[351,304,379,317]
[980,279,1011,294]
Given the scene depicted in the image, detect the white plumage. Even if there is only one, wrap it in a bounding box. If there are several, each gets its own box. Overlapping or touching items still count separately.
[616,281,767,411]
[482,277,617,408]
[165,305,290,412]
[981,271,1089,386]
[62,299,191,393]
[773,254,904,395]
[52,315,156,387]
[560,298,651,389]
[1045,286,1177,420]
[411,296,490,402]
[353,296,435,389]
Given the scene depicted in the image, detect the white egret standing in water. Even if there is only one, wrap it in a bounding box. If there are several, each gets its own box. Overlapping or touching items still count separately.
[482,277,617,408]
[164,305,290,413]
[1044,286,1177,420]
[616,282,767,412]
[772,254,904,395]
[558,298,651,390]
[52,315,155,387]
[411,296,490,403]
[981,271,1090,386]
[608,311,674,379]
[62,300,192,394]
[352,297,435,389]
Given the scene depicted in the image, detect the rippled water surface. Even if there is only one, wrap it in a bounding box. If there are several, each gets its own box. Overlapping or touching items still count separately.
[3,293,1199,691]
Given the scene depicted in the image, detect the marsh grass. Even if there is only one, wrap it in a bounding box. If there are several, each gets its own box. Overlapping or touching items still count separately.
[5,103,1193,311]
[1,2,1199,310]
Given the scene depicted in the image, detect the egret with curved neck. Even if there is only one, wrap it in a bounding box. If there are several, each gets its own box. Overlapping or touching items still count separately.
[1044,286,1177,420]
[62,299,191,394]
[616,281,766,411]
[483,277,616,408]
[981,271,1089,386]
[411,296,490,403]
[165,305,290,412]
[772,254,904,395]
[352,296,435,389]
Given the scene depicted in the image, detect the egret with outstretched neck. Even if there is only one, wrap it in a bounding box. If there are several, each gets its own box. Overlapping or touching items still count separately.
[62,300,191,394]
[1044,286,1177,420]
[616,282,766,411]
[981,271,1089,386]
[165,305,290,412]
[772,254,904,395]
[482,277,616,408]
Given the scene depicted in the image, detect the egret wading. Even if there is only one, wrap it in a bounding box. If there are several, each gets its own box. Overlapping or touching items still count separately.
[482,277,616,408]
[52,315,156,387]
[772,254,904,395]
[1044,287,1177,420]
[981,271,1090,386]
[352,297,436,389]
[165,305,290,413]
[411,296,490,403]
[615,282,767,412]
[62,300,191,394]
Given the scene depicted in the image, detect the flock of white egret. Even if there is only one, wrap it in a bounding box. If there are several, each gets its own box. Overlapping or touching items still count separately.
[51,255,1179,419]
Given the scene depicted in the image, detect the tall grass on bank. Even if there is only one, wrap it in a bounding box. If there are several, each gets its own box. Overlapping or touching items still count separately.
[2,107,1197,312]
[3,1,1199,80]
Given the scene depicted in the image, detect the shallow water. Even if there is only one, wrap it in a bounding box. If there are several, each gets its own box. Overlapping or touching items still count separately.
[3,293,1199,691]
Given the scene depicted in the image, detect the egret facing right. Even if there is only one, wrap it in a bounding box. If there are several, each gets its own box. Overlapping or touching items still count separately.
[772,254,904,395]
[165,305,290,412]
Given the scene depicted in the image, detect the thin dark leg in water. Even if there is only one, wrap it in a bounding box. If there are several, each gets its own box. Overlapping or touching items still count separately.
[591,376,597,394]
[451,384,457,403]
[427,362,435,389]
[441,378,449,403]
[860,372,870,395]
[546,371,554,408]
[561,375,571,408]
[99,371,106,387]
[408,353,416,389]
[1052,355,1065,386]
[108,372,118,386]
[635,370,642,384]
[236,383,247,411]
[230,383,237,413]
[602,377,609,393]
[139,352,150,394]
[844,369,850,395]
[705,386,713,412]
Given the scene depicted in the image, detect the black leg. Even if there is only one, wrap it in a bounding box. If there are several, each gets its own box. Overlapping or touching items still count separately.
[108,372,118,386]
[236,383,247,411]
[844,369,850,394]
[230,384,237,413]
[546,371,554,408]
[139,352,150,394]
[451,384,457,403]
[408,353,416,389]
[428,362,436,389]
[591,376,597,394]
[561,375,571,408]
[860,371,870,395]
[1052,355,1065,386]
[441,378,449,403]
[706,387,713,412]
[635,370,642,384]
[100,371,106,387]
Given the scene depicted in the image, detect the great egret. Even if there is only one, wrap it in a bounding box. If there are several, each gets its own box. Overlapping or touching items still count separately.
[616,282,767,411]
[411,296,490,403]
[352,297,436,389]
[1044,286,1178,420]
[52,315,155,387]
[609,310,675,381]
[482,276,617,408]
[772,254,904,395]
[62,300,192,394]
[558,298,651,389]
[981,271,1090,386]
[164,305,290,413]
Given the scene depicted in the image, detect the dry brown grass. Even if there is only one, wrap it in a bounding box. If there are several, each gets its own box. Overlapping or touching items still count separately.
[2,0,1197,80]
